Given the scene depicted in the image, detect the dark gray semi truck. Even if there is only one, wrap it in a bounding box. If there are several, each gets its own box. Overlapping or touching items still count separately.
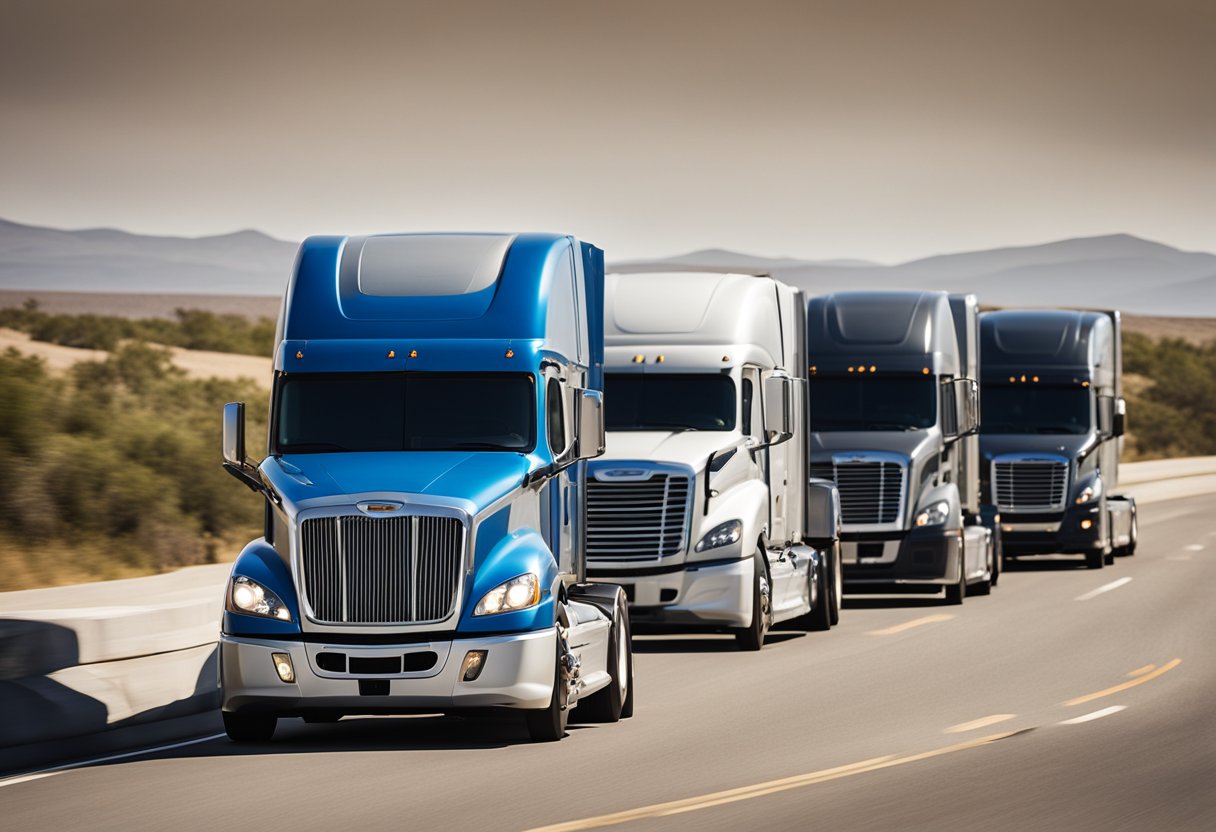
[979,309,1138,569]
[807,291,997,603]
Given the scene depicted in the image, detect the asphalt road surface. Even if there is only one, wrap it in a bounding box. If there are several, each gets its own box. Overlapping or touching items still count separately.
[2,493,1213,831]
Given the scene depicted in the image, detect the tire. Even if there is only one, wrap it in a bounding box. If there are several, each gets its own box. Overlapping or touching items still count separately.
[803,554,832,632]
[735,551,771,651]
[990,529,1002,587]
[525,642,569,742]
[576,593,632,723]
[223,711,277,742]
[828,542,842,626]
[1085,549,1105,569]
[944,549,966,605]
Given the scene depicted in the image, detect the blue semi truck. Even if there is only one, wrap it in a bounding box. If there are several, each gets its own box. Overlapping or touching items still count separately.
[219,233,634,742]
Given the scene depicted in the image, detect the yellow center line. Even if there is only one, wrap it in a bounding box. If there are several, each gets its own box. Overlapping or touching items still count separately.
[1065,658,1183,706]
[867,613,955,636]
[1126,664,1157,678]
[523,732,1018,832]
[945,714,1017,733]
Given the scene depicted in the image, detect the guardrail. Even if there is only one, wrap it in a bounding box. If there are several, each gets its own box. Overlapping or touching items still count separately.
[1,456,1213,770]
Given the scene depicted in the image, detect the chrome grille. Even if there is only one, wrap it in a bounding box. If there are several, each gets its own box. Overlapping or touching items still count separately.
[586,474,691,561]
[300,514,463,624]
[993,460,1069,512]
[810,461,904,525]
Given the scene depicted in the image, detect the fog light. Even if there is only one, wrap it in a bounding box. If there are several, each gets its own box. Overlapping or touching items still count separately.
[460,650,488,682]
[1080,519,1093,530]
[272,652,295,683]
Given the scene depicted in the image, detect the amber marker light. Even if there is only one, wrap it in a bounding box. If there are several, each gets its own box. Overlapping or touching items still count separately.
[656,355,666,363]
[923,367,930,375]
[848,366,855,373]
[721,355,730,363]
[409,349,418,358]
[869,365,877,373]
[1009,376,1016,383]
[632,354,644,364]
[1033,375,1040,383]
[295,350,303,360]
[504,349,515,359]
[387,350,396,359]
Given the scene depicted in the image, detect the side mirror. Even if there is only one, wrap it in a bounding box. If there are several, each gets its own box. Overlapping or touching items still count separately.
[805,479,841,547]
[574,388,605,460]
[943,379,978,438]
[223,402,247,468]
[222,402,263,492]
[1098,394,1116,438]
[763,375,793,440]
[1112,396,1126,437]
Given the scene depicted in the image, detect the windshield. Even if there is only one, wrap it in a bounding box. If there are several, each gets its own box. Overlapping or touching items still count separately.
[605,373,736,431]
[275,372,536,453]
[981,385,1092,435]
[810,376,937,431]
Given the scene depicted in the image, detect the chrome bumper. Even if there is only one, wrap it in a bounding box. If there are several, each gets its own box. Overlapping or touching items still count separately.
[221,628,556,714]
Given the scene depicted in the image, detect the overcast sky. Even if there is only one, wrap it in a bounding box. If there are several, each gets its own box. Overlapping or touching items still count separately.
[1,0,1213,262]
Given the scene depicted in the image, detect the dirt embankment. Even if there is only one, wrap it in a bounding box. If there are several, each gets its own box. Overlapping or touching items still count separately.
[0,327,271,384]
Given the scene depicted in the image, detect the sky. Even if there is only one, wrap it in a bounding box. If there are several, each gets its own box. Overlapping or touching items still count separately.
[1,0,1213,263]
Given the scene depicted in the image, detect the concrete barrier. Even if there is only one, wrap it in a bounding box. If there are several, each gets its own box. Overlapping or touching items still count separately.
[0,456,1212,772]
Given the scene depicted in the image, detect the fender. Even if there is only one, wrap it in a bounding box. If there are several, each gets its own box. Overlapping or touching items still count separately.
[690,477,770,564]
[222,538,303,637]
[457,528,560,634]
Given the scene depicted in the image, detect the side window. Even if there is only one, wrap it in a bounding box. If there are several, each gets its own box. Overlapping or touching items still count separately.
[547,377,566,455]
[742,368,763,439]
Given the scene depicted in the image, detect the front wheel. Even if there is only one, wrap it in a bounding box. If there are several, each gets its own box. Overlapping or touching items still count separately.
[735,552,771,651]
[944,549,966,605]
[1085,549,1105,569]
[223,711,276,742]
[525,642,570,742]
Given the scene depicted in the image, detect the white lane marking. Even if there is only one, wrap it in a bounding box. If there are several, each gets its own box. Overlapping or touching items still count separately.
[1059,706,1126,725]
[866,613,955,636]
[945,714,1016,733]
[1075,577,1132,601]
[0,733,225,789]
[1184,544,1205,551]
[1167,556,1193,561]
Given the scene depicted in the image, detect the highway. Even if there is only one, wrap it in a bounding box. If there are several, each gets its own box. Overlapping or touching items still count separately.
[2,491,1212,831]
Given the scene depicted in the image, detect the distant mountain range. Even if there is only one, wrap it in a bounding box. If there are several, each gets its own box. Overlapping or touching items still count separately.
[1,217,1213,316]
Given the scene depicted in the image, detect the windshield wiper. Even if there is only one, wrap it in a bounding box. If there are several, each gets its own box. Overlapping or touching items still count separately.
[450,442,523,451]
[1035,427,1080,434]
[638,423,702,432]
[864,422,918,431]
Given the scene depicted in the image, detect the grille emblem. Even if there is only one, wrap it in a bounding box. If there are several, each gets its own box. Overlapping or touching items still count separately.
[358,501,404,514]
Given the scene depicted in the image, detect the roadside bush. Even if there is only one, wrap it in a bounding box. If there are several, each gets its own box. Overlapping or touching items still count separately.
[1122,332,1216,459]
[0,344,267,589]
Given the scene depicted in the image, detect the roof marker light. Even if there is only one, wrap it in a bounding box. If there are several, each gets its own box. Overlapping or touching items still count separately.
[295,351,303,360]
[1033,375,1040,383]
[870,365,877,373]
[1020,375,1027,383]
[656,355,665,363]
[633,354,644,364]
[1009,376,1016,383]
[505,349,515,359]
[721,355,730,363]
[1082,381,1090,388]
[923,367,930,375]
[387,350,396,359]
[848,366,855,373]
[810,365,817,374]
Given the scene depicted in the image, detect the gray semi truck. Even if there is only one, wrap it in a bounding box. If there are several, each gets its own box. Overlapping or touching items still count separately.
[979,309,1137,568]
[807,291,997,603]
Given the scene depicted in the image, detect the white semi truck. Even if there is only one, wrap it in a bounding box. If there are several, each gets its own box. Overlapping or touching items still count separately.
[585,272,841,650]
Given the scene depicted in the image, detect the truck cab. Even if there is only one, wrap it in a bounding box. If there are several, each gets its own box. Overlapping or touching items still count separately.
[219,233,633,742]
[585,272,841,650]
[979,309,1137,568]
[807,291,996,603]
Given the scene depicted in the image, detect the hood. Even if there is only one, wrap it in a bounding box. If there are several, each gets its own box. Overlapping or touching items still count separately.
[979,432,1096,462]
[262,451,531,516]
[600,431,738,472]
[811,430,938,464]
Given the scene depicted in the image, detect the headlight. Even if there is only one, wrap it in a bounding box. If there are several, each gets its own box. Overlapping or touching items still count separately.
[914,501,950,527]
[695,519,743,552]
[474,573,540,616]
[1075,481,1101,504]
[227,575,291,621]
